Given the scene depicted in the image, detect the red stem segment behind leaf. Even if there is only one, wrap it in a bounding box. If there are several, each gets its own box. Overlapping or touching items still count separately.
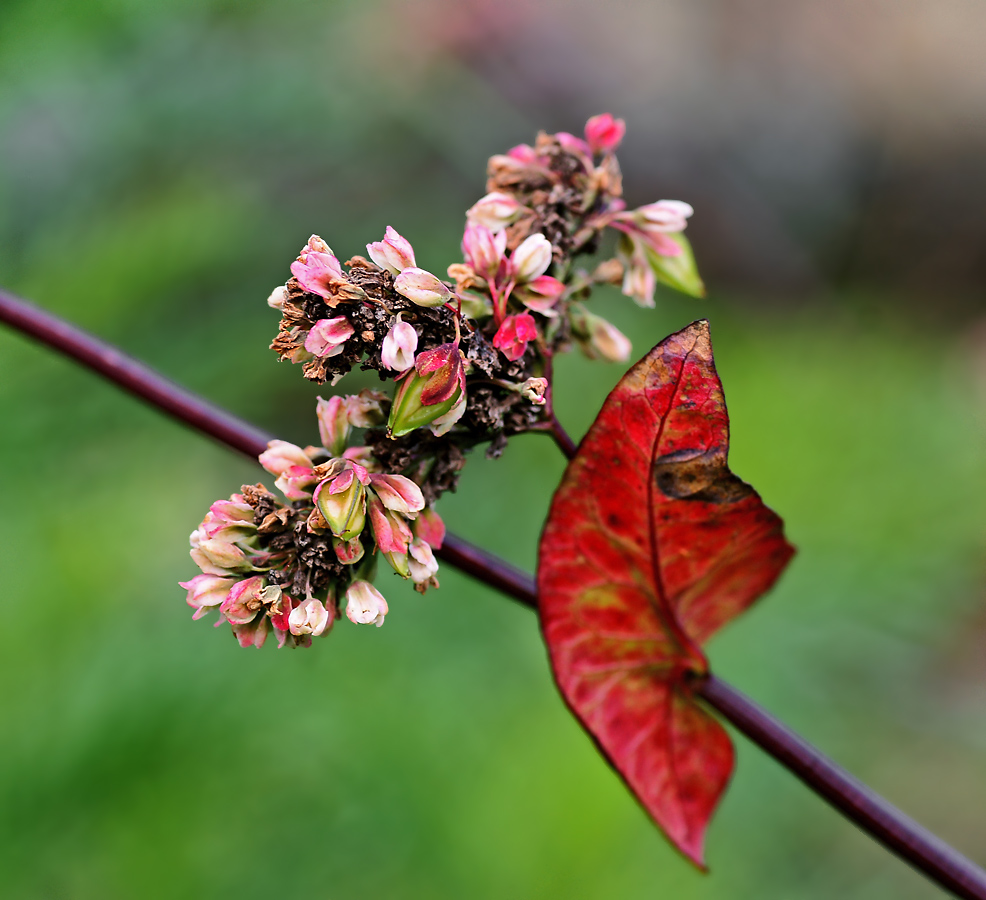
[2,288,984,899]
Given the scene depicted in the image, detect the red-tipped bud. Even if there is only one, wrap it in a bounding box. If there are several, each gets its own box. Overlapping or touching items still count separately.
[584,113,626,155]
[413,507,445,549]
[387,342,466,438]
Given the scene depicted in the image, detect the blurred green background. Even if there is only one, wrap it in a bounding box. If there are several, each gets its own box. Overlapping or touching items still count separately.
[2,1,985,897]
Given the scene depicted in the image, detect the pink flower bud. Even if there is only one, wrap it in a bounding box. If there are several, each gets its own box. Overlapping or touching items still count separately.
[555,131,591,157]
[493,313,538,362]
[345,580,388,627]
[201,495,256,541]
[232,616,269,649]
[304,316,354,357]
[275,465,319,501]
[267,285,288,309]
[408,538,439,585]
[369,473,425,516]
[345,389,389,428]
[268,590,298,633]
[510,233,553,282]
[367,494,413,556]
[259,440,314,477]
[507,143,539,163]
[393,268,453,307]
[316,395,350,457]
[413,507,445,549]
[366,225,416,275]
[518,377,548,405]
[290,235,344,298]
[381,314,418,371]
[461,223,506,281]
[179,573,234,620]
[221,576,267,625]
[516,274,565,314]
[288,597,332,637]
[466,191,526,232]
[190,538,251,575]
[637,199,693,233]
[584,113,626,154]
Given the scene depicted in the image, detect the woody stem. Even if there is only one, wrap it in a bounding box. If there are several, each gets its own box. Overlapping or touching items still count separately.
[2,288,985,900]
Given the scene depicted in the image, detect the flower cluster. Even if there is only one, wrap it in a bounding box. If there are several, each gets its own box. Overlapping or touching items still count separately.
[184,114,704,647]
[181,391,445,648]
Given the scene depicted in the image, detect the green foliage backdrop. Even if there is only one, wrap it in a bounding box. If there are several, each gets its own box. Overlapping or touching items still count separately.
[1,2,985,897]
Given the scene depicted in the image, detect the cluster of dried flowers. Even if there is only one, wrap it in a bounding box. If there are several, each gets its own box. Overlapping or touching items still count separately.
[181,113,704,648]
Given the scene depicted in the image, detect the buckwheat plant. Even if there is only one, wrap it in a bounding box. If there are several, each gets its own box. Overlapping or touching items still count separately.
[180,113,704,649]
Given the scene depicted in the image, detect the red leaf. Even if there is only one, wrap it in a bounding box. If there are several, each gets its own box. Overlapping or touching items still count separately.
[538,320,794,867]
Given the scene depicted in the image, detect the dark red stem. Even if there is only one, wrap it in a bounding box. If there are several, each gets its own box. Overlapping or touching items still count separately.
[2,288,984,899]
[694,674,986,900]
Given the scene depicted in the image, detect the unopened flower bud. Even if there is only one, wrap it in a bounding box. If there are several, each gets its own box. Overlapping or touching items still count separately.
[345,580,388,627]
[592,258,625,284]
[345,389,389,428]
[314,460,369,540]
[333,535,365,565]
[381,314,418,371]
[190,538,252,575]
[232,616,269,649]
[461,223,506,281]
[637,199,693,232]
[267,285,289,310]
[413,507,445,549]
[516,274,565,314]
[276,465,319,501]
[369,473,425,516]
[584,113,626,154]
[289,597,332,637]
[571,305,632,363]
[316,395,350,457]
[179,574,234,620]
[493,313,538,362]
[555,131,591,157]
[510,233,553,282]
[259,440,314,477]
[408,538,439,585]
[466,191,526,232]
[304,316,354,358]
[368,494,413,556]
[393,268,453,307]
[387,342,466,438]
[366,225,416,275]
